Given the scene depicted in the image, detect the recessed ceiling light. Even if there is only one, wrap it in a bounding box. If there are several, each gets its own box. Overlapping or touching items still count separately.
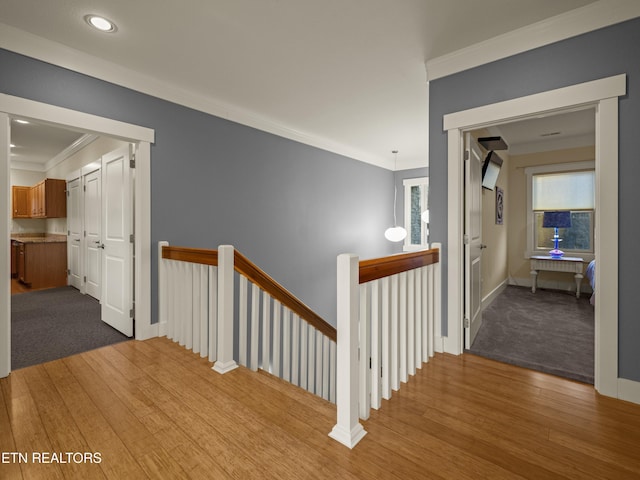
[14,119,29,124]
[85,14,117,33]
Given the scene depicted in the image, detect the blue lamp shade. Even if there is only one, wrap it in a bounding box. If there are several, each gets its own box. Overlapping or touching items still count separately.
[542,211,572,258]
[542,211,572,228]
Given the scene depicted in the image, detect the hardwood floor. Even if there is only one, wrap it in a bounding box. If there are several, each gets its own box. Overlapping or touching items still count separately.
[2,337,640,479]
[10,277,54,295]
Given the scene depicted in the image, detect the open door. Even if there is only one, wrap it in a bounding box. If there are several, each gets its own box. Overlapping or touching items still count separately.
[101,146,133,337]
[66,177,82,290]
[464,133,483,348]
[84,167,102,301]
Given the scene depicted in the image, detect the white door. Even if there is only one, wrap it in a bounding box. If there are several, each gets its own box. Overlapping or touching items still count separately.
[464,133,483,348]
[84,168,102,301]
[66,177,82,289]
[101,146,133,337]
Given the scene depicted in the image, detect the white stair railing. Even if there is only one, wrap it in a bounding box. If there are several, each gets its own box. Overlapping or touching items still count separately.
[158,242,337,402]
[158,241,218,363]
[330,244,441,449]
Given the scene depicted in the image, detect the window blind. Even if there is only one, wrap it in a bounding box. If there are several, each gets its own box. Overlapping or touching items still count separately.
[533,170,595,210]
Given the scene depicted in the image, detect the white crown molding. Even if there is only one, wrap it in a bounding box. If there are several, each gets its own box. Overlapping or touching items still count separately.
[44,133,98,172]
[426,0,640,81]
[10,160,45,172]
[0,23,389,169]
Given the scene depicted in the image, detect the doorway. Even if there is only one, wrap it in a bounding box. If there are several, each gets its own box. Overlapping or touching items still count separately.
[464,115,596,383]
[443,74,624,397]
[1,94,155,378]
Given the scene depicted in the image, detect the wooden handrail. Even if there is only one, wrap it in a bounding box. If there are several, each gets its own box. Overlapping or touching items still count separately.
[234,250,337,342]
[161,244,336,342]
[359,248,439,284]
[162,245,218,266]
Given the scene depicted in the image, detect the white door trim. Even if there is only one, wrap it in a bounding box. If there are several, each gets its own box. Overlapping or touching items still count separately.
[443,74,625,398]
[1,94,156,378]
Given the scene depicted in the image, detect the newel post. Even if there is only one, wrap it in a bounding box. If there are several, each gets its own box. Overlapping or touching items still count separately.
[329,253,367,448]
[213,245,238,374]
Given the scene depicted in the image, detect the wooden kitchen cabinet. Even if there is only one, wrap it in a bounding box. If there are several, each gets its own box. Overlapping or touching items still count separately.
[11,186,31,218]
[17,241,67,289]
[11,241,18,277]
[28,179,66,218]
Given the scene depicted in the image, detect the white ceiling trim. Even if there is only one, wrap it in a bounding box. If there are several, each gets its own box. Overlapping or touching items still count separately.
[44,133,99,172]
[426,0,640,81]
[0,23,391,170]
[9,159,45,172]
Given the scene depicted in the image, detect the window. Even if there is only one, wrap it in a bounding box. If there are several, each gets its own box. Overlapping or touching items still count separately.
[403,177,428,251]
[526,161,595,259]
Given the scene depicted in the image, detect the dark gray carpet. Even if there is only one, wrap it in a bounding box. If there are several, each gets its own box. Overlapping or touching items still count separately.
[468,285,594,384]
[11,286,130,370]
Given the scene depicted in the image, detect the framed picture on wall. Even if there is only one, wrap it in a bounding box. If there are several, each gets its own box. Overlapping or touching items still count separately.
[496,186,504,225]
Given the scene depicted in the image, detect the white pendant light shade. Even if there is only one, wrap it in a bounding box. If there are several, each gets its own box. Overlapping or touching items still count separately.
[384,226,407,242]
[385,150,407,242]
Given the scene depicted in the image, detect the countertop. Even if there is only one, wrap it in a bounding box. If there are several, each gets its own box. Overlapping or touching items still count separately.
[11,233,67,244]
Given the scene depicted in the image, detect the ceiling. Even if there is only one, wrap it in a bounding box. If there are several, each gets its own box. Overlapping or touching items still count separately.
[1,0,613,170]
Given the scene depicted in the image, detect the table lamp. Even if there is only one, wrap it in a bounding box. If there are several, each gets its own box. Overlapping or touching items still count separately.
[542,211,572,259]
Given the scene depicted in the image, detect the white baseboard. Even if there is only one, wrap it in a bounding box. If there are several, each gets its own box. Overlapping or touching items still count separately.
[482,279,508,310]
[135,322,160,341]
[618,378,640,405]
[434,335,445,354]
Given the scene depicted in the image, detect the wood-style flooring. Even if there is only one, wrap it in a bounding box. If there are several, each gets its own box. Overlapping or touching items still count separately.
[1,336,640,479]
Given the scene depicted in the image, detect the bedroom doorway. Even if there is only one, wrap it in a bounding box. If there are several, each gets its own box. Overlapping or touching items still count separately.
[464,111,596,384]
[444,74,624,398]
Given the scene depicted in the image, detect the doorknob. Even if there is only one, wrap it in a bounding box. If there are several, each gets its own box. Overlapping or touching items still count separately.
[98,244,105,249]
[480,244,487,249]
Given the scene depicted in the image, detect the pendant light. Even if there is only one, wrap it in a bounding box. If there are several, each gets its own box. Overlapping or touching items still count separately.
[384,150,407,242]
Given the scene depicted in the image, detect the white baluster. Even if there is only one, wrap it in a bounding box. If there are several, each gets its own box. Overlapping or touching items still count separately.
[308,327,315,394]
[407,269,415,377]
[381,276,391,400]
[300,321,308,390]
[166,259,175,342]
[359,283,371,419]
[415,267,423,369]
[423,264,430,362]
[291,314,300,386]
[178,261,187,347]
[399,271,407,384]
[370,279,381,410]
[213,245,238,374]
[261,293,272,373]
[199,264,208,358]
[315,330,322,396]
[192,264,201,355]
[272,300,281,378]
[322,335,330,401]
[391,274,399,392]
[239,275,248,367]
[208,265,217,363]
[282,308,291,382]
[250,283,260,371]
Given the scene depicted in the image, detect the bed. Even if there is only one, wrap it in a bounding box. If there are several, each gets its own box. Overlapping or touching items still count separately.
[585,260,596,305]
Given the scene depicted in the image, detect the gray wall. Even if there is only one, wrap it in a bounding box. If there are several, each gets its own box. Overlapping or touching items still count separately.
[429,17,640,382]
[0,49,396,327]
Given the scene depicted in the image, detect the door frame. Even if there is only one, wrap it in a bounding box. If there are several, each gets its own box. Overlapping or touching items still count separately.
[1,93,155,378]
[442,74,625,398]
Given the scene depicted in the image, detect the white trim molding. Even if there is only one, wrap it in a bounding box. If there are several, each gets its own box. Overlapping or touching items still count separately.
[426,0,640,81]
[0,94,156,378]
[618,378,640,405]
[443,74,625,400]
